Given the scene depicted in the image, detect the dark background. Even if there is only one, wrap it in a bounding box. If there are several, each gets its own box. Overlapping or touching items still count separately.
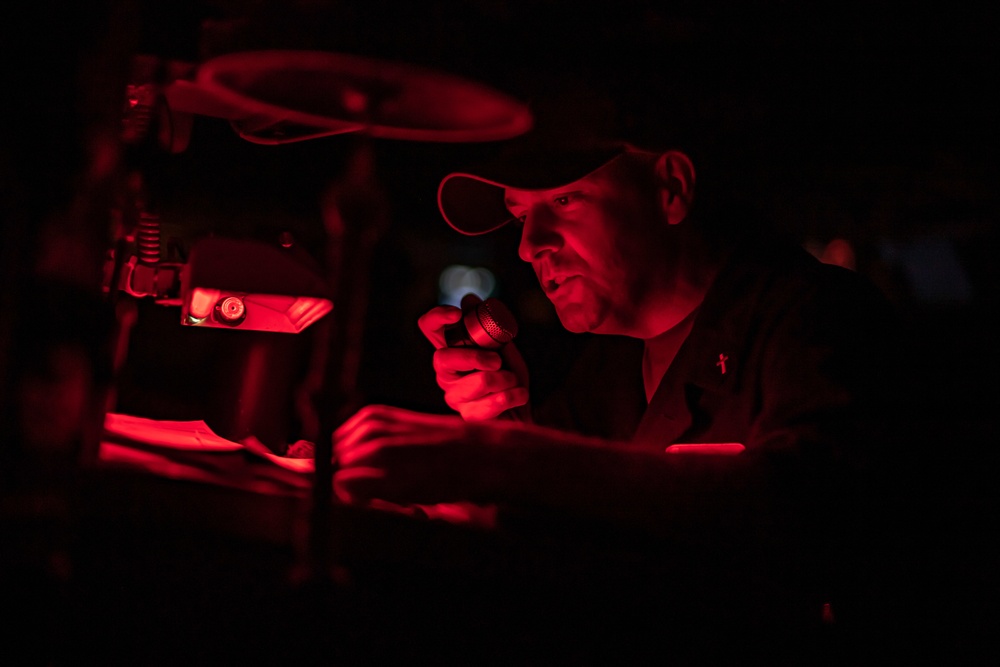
[1,0,995,472]
[104,1,998,433]
[116,10,1000,652]
[1,2,996,662]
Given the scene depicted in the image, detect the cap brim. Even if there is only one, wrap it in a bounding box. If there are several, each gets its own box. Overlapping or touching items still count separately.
[438,173,517,236]
[437,141,632,235]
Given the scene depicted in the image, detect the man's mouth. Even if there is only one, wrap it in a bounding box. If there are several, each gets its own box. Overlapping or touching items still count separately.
[544,275,578,294]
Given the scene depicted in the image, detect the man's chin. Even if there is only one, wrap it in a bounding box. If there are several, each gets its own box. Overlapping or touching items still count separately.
[555,305,602,334]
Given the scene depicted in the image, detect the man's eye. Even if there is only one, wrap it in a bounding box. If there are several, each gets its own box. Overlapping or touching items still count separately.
[553,193,582,207]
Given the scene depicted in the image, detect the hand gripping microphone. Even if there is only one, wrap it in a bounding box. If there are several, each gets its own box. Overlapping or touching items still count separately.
[443,296,529,421]
[443,297,518,350]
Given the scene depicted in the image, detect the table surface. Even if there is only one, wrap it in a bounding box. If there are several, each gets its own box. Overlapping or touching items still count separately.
[1,420,963,664]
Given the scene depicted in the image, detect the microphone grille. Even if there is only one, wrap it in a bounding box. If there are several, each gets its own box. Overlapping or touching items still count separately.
[477,298,518,344]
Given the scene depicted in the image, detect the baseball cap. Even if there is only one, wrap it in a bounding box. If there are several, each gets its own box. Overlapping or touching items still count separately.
[437,133,644,236]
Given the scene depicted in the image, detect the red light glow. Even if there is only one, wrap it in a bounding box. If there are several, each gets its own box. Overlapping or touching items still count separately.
[664,443,745,455]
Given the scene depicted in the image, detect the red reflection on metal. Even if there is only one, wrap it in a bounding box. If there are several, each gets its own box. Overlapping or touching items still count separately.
[181,238,333,333]
[175,50,533,144]
[664,443,745,455]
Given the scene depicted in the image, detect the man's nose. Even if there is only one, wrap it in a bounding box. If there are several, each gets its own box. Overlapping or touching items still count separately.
[517,207,563,262]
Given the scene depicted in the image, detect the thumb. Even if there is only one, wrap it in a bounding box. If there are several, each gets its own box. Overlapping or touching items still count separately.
[460,292,483,312]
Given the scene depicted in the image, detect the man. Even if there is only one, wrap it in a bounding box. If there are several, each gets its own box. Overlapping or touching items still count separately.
[331,133,914,661]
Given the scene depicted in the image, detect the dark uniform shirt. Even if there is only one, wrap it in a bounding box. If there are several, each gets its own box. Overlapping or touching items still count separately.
[529,234,915,660]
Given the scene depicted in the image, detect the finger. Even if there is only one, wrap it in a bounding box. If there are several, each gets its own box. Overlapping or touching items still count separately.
[367,499,426,516]
[455,386,530,421]
[334,403,427,439]
[336,431,423,469]
[333,466,385,504]
[334,411,421,463]
[433,347,503,378]
[417,306,463,349]
[443,370,521,404]
[333,404,388,442]
[459,292,483,311]
[333,405,468,455]
[334,437,389,467]
[355,404,466,429]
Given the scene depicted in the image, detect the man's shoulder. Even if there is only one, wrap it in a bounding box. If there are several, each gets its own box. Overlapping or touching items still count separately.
[721,232,885,304]
[699,232,899,354]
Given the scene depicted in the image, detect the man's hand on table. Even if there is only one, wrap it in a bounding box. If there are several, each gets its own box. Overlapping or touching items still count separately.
[332,404,510,526]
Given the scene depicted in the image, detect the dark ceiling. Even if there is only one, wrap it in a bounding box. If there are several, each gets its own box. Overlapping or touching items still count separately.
[130,0,998,232]
[145,1,996,153]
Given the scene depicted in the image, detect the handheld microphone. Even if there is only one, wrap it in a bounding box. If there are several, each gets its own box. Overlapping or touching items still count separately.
[443,297,518,350]
[444,296,529,421]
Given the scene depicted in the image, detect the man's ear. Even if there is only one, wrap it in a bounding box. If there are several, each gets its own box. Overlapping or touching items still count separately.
[655,150,696,225]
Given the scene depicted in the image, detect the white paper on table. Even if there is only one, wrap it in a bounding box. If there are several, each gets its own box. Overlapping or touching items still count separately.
[102,412,316,474]
[103,412,246,451]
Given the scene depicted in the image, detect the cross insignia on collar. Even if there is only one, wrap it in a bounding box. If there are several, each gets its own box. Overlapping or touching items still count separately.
[716,353,729,375]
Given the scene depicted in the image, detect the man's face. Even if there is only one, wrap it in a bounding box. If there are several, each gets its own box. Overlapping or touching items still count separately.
[504,156,670,335]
